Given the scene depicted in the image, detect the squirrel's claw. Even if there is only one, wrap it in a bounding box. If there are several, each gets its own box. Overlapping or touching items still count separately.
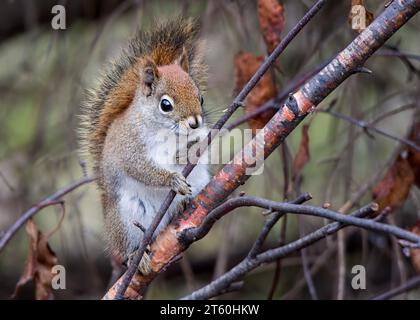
[175,197,192,215]
[170,172,192,195]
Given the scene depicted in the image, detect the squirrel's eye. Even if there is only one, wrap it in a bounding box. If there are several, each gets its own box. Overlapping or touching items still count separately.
[200,95,204,106]
[159,95,174,113]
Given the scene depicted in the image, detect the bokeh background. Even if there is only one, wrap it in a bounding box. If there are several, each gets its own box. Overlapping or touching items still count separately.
[0,0,419,299]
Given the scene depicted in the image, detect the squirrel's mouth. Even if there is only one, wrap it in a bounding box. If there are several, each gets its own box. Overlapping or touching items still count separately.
[173,120,207,137]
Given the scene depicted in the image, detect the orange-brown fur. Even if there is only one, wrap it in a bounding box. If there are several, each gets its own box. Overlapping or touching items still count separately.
[79,18,206,175]
[157,64,201,120]
[78,18,209,268]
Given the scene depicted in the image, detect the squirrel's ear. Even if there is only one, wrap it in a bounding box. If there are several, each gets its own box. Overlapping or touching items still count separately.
[176,46,190,73]
[141,58,159,96]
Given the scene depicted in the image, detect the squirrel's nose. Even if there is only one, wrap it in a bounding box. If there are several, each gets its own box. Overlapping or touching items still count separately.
[187,115,202,129]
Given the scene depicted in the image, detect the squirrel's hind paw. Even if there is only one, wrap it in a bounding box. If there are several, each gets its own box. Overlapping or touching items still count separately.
[128,247,153,276]
[175,197,192,215]
[170,172,192,195]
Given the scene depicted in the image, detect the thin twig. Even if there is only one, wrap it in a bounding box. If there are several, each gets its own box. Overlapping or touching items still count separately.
[267,215,287,299]
[371,275,420,300]
[377,50,420,62]
[182,203,378,299]
[388,215,408,295]
[318,109,420,151]
[225,61,328,131]
[299,216,319,300]
[248,193,312,258]
[46,200,66,238]
[180,253,197,292]
[182,197,420,246]
[0,177,95,253]
[281,246,335,299]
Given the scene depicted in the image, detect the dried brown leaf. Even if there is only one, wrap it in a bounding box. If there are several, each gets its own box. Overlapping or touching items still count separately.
[292,124,310,180]
[407,121,420,187]
[12,219,58,300]
[257,0,285,53]
[372,155,415,213]
[234,52,277,134]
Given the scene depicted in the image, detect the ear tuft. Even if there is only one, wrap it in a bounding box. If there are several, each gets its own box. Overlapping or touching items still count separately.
[176,46,190,73]
[144,66,155,86]
[141,58,159,96]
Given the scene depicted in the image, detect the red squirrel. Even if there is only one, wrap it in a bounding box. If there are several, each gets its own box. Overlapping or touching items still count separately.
[79,18,210,274]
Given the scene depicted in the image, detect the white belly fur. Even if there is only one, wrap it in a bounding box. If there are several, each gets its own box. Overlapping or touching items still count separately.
[118,163,210,254]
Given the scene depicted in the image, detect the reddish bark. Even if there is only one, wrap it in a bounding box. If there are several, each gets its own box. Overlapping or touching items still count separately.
[104,0,420,300]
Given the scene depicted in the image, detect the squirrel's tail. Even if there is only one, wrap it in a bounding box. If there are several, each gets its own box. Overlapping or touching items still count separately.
[78,17,205,175]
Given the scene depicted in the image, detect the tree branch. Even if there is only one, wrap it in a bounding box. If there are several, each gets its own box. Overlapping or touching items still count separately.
[371,275,420,300]
[104,0,420,300]
[113,0,328,299]
[318,109,420,151]
[181,197,420,246]
[182,203,377,300]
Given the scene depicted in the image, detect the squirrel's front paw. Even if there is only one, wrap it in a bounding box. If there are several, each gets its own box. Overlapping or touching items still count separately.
[170,172,192,195]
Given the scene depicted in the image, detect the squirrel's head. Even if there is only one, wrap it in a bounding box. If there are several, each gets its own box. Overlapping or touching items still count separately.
[133,48,207,139]
[82,18,209,168]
